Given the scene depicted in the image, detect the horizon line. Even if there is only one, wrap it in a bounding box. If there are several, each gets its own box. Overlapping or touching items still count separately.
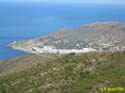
[0,2,125,5]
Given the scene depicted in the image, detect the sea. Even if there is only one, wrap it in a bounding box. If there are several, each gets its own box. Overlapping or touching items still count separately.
[0,3,125,61]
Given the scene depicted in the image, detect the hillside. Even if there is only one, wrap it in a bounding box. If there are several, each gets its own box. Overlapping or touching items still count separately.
[48,22,125,42]
[9,22,125,54]
[0,54,59,76]
[0,51,125,93]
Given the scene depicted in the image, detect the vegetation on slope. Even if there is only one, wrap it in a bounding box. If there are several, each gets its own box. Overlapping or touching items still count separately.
[0,51,125,93]
[0,54,58,76]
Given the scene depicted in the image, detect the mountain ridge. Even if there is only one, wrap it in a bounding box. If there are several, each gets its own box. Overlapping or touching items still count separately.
[47,22,125,42]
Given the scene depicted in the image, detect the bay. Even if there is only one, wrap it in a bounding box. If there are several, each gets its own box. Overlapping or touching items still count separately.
[0,3,125,60]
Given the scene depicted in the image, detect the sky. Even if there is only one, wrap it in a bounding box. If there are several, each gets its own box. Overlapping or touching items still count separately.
[0,0,125,4]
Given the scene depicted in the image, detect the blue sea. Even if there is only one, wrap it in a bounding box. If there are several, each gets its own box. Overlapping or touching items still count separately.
[0,3,125,61]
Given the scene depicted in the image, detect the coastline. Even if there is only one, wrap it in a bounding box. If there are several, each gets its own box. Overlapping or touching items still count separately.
[8,22,125,55]
[9,41,96,54]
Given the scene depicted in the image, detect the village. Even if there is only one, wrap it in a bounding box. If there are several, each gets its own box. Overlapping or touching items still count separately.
[31,45,96,54]
[9,39,125,54]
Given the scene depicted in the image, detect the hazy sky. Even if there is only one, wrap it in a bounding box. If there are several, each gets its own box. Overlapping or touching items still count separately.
[0,0,125,4]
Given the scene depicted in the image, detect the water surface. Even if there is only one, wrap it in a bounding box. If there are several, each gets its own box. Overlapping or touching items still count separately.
[0,3,125,60]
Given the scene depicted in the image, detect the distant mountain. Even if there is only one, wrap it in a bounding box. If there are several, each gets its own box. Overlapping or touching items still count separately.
[47,22,125,43]
[9,22,125,53]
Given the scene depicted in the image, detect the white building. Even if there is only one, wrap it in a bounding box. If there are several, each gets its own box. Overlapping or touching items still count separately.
[32,46,96,54]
